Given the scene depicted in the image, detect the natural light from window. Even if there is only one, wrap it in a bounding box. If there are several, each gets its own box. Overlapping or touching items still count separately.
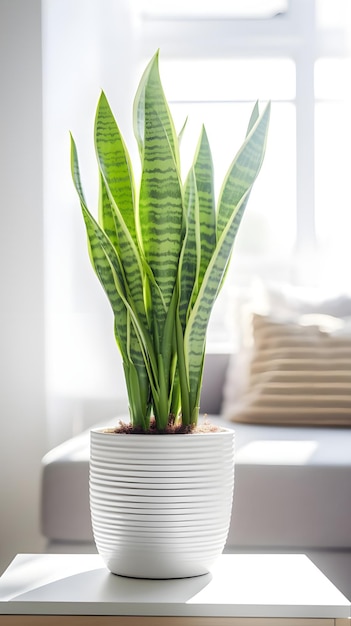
[159,57,297,263]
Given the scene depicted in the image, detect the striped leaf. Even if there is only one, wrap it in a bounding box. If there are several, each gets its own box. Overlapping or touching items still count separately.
[178,128,216,334]
[138,108,183,425]
[70,135,126,314]
[193,126,216,288]
[216,101,261,293]
[95,91,137,245]
[178,168,199,330]
[71,135,153,428]
[97,175,153,410]
[181,103,271,424]
[97,170,119,250]
[133,50,180,171]
[183,189,252,424]
[95,94,149,332]
[134,54,184,425]
[139,107,183,338]
[217,102,271,239]
[98,171,150,340]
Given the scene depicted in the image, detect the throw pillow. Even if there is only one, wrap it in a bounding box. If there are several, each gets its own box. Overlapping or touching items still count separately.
[225,313,351,426]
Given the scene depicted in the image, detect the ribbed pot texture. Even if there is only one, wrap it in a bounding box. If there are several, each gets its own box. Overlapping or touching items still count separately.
[90,427,235,578]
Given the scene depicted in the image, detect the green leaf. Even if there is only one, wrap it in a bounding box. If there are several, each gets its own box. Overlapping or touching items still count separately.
[178,117,188,145]
[183,188,252,424]
[135,62,184,424]
[217,101,271,240]
[193,126,216,288]
[133,50,180,171]
[98,170,119,250]
[95,91,137,245]
[182,102,271,424]
[178,126,217,337]
[139,107,183,339]
[94,94,148,327]
[246,100,260,135]
[71,134,154,428]
[122,347,151,431]
[94,100,160,375]
[70,135,125,320]
[178,168,199,330]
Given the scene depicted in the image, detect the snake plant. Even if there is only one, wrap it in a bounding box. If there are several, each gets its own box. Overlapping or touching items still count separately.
[70,51,270,432]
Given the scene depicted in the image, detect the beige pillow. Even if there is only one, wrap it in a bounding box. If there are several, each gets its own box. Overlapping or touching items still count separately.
[227,314,351,426]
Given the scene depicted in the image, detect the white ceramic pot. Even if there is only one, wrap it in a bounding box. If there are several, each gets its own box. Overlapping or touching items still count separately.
[90,427,235,579]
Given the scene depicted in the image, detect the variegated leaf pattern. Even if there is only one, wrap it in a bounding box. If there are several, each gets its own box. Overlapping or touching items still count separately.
[95,91,137,245]
[139,108,183,338]
[98,170,119,249]
[178,128,215,344]
[95,94,149,333]
[216,102,271,239]
[137,105,183,424]
[178,168,199,331]
[214,101,261,295]
[133,50,180,170]
[181,103,271,425]
[183,189,252,424]
[71,136,153,428]
[97,172,153,426]
[193,126,216,288]
[97,163,149,341]
[94,105,161,422]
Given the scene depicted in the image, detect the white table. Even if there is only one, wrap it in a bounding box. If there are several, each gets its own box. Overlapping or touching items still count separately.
[0,553,350,625]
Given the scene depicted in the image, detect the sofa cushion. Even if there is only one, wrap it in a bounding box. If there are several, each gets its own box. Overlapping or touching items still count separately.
[227,419,351,549]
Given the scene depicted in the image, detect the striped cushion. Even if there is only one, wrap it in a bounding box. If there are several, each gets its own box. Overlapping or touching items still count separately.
[229,314,351,426]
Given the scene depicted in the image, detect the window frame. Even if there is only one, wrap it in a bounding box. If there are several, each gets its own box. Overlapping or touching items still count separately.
[135,0,349,258]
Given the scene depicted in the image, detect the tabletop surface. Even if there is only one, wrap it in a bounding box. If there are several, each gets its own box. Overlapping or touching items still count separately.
[0,553,350,617]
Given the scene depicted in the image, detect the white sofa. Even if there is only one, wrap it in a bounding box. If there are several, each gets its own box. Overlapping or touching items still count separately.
[40,352,351,597]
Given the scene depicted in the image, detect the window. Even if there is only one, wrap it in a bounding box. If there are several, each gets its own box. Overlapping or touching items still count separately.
[315,57,351,287]
[159,57,296,259]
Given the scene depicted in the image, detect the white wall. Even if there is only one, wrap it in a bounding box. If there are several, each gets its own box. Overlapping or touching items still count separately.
[0,0,140,574]
[0,0,142,573]
[42,0,138,447]
[0,0,46,573]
